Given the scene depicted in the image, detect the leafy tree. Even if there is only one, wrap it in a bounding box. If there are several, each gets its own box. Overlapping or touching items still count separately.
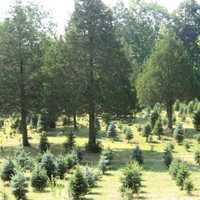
[31,165,48,191]
[11,172,28,200]
[0,1,51,146]
[120,162,142,199]
[69,167,88,200]
[136,30,194,129]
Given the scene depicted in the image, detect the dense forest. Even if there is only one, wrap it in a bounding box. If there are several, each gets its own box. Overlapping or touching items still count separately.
[1,0,200,199]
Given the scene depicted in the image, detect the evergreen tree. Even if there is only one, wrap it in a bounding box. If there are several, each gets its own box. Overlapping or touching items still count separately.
[143,124,151,142]
[31,165,48,191]
[64,131,76,152]
[153,118,163,140]
[69,167,88,200]
[1,160,15,182]
[11,172,28,200]
[107,122,117,138]
[173,124,184,144]
[193,110,200,131]
[125,127,134,143]
[163,149,173,167]
[131,146,143,165]
[39,132,50,153]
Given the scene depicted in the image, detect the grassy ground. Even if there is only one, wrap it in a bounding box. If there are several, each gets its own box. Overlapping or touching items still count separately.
[0,112,200,200]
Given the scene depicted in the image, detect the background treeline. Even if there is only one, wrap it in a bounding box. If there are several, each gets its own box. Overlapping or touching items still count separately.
[0,0,200,150]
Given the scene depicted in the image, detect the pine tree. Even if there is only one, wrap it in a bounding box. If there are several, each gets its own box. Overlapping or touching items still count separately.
[31,165,48,191]
[153,118,163,140]
[69,167,88,200]
[64,131,76,152]
[39,132,50,153]
[1,160,15,182]
[131,146,143,165]
[11,172,28,200]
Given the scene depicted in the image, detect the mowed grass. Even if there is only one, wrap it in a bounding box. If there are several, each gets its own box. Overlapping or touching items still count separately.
[1,113,200,200]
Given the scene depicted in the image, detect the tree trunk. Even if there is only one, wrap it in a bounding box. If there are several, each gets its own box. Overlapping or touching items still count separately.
[88,102,96,148]
[20,60,29,147]
[73,112,77,130]
[166,102,173,130]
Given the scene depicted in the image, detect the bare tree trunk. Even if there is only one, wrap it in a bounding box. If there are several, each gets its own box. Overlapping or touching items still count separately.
[166,102,173,130]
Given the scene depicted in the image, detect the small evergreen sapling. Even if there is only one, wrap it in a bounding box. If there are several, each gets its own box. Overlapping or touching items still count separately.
[107,122,117,138]
[131,146,143,165]
[56,155,68,179]
[1,160,15,182]
[153,118,163,140]
[11,172,28,200]
[173,124,184,144]
[193,110,200,131]
[39,132,50,153]
[69,167,88,200]
[40,152,57,181]
[120,162,142,199]
[31,165,48,191]
[125,127,134,143]
[64,131,76,152]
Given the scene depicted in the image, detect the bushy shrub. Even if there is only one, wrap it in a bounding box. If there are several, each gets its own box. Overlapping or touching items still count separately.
[150,111,159,129]
[131,146,143,165]
[39,132,50,153]
[163,149,173,167]
[41,152,57,181]
[15,148,33,170]
[193,110,200,131]
[31,165,48,191]
[1,160,15,182]
[194,150,200,165]
[173,124,184,144]
[64,131,76,152]
[69,167,88,200]
[124,127,134,143]
[153,118,163,140]
[120,162,142,199]
[143,124,151,142]
[107,122,117,138]
[11,172,28,200]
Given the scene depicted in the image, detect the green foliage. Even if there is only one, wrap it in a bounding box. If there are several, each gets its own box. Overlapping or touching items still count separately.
[11,172,28,200]
[124,127,134,143]
[165,143,174,152]
[69,167,88,200]
[183,140,190,151]
[56,155,68,179]
[1,160,15,182]
[40,152,57,181]
[15,148,33,170]
[101,148,113,165]
[31,165,48,191]
[131,146,143,165]
[169,160,182,179]
[29,114,38,129]
[98,157,108,175]
[65,153,78,170]
[193,110,200,131]
[173,124,184,144]
[39,132,50,153]
[37,113,48,132]
[64,131,76,152]
[150,111,159,129]
[107,122,117,138]
[120,162,142,199]
[174,100,180,111]
[184,179,194,194]
[153,118,163,140]
[194,150,200,165]
[163,149,173,167]
[143,124,151,142]
[195,134,200,144]
[187,101,194,114]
